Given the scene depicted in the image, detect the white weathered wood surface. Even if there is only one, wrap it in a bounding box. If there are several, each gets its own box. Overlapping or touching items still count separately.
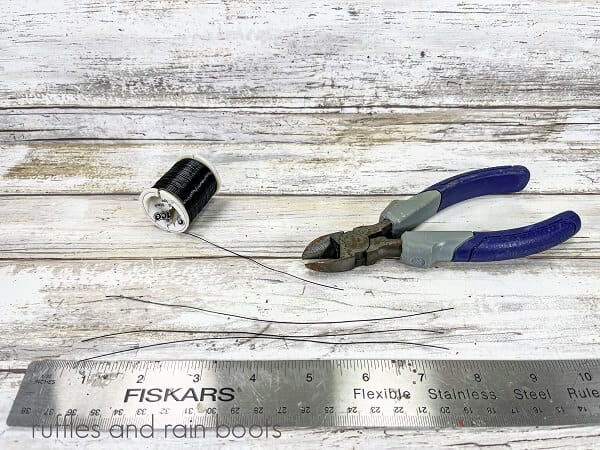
[1,109,599,194]
[4,1,600,108]
[1,1,600,448]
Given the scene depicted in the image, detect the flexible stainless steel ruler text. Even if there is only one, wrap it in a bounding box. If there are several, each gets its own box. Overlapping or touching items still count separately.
[8,360,600,431]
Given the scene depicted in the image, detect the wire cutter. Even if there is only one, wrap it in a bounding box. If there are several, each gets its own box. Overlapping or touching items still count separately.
[302,166,581,272]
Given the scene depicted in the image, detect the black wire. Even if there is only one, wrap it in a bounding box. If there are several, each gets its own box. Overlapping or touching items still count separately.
[106,295,454,325]
[79,336,449,361]
[153,158,218,221]
[184,231,343,291]
[82,327,444,342]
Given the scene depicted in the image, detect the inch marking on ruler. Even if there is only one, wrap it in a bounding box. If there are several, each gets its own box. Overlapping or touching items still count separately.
[7,359,600,429]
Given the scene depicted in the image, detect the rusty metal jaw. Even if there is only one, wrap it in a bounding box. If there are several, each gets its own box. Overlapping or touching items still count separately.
[302,219,403,272]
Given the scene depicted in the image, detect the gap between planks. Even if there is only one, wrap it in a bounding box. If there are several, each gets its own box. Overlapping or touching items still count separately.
[6,105,600,111]
[0,192,598,197]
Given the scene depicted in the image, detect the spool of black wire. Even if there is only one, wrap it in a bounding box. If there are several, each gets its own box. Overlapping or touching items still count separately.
[140,157,220,232]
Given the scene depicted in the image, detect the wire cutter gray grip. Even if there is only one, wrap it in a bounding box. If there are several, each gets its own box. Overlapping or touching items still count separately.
[302,166,581,272]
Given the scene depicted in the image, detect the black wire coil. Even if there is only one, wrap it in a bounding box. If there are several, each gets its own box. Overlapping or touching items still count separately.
[152,158,218,222]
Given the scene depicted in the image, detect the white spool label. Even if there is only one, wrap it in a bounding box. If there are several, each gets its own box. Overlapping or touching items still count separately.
[140,188,190,233]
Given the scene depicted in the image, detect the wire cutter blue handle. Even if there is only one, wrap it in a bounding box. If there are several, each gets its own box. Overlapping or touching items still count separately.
[389,166,582,267]
[424,165,530,211]
[452,210,581,262]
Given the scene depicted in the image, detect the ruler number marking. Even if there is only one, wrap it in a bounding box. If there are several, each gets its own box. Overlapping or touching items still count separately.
[578,372,593,382]
[529,373,538,382]
[190,373,201,382]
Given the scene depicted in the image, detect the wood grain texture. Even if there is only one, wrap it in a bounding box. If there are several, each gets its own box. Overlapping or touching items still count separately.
[2,0,600,447]
[1,111,599,194]
[0,194,595,259]
[3,1,600,108]
[5,108,600,143]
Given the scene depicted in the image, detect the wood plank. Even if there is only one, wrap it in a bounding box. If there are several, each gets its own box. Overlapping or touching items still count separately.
[3,1,600,108]
[1,258,599,365]
[4,108,600,143]
[1,139,597,195]
[2,107,598,194]
[0,194,594,259]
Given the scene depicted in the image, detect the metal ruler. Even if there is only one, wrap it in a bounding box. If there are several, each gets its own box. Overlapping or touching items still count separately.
[8,360,600,430]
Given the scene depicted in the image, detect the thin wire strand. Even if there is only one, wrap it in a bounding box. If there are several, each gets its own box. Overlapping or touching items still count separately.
[82,327,444,342]
[106,295,454,325]
[184,231,343,291]
[80,335,449,361]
